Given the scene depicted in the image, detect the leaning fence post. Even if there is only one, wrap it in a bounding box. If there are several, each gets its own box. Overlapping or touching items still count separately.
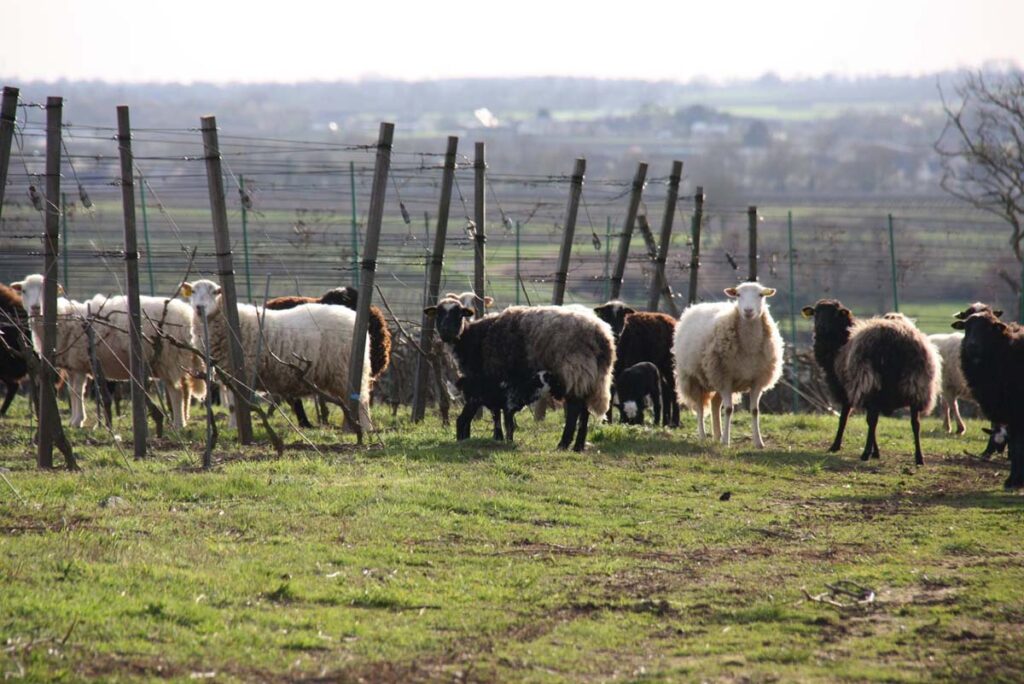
[0,86,19,223]
[200,115,253,444]
[116,105,149,458]
[472,142,487,318]
[687,187,705,306]
[552,158,586,305]
[61,192,69,294]
[348,122,394,439]
[139,173,155,295]
[748,206,758,282]
[647,161,683,315]
[238,174,253,302]
[412,135,458,423]
[609,162,648,300]
[350,160,360,289]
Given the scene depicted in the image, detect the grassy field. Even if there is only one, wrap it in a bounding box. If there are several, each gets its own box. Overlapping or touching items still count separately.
[1,402,1022,682]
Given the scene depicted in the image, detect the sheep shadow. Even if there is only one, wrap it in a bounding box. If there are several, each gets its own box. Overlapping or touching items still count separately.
[733,448,865,472]
[820,488,1022,512]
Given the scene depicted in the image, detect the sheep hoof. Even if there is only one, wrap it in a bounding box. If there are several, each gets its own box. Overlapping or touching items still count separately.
[1003,476,1023,490]
[956,426,967,436]
[827,444,841,453]
[859,452,870,461]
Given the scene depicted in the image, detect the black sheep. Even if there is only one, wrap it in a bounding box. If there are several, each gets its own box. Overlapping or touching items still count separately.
[952,310,1024,488]
[0,284,29,417]
[613,361,661,425]
[803,299,940,465]
[953,302,1010,459]
[615,311,679,427]
[456,370,564,442]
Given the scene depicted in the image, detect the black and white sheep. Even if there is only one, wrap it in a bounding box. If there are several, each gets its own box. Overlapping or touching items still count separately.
[673,282,784,448]
[802,300,941,465]
[952,309,1024,488]
[613,361,662,425]
[456,370,564,442]
[594,302,679,427]
[426,296,614,451]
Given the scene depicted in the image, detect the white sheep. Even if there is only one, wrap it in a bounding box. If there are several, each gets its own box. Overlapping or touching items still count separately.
[11,274,205,429]
[181,279,372,433]
[672,281,784,448]
[927,332,971,434]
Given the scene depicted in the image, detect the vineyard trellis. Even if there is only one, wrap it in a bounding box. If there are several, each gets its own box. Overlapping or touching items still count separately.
[0,86,1016,467]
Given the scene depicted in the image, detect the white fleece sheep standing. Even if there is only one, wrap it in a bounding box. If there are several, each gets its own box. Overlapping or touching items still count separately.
[672,281,784,448]
[927,332,971,434]
[182,279,372,433]
[12,274,205,429]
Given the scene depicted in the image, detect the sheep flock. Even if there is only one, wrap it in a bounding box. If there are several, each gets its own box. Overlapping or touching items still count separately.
[2,272,1021,489]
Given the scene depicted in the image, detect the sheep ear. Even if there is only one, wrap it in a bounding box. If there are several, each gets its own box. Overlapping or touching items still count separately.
[461,307,474,318]
[179,282,193,297]
[10,281,23,293]
[423,306,437,316]
[443,292,459,300]
[950,320,965,330]
[724,288,738,298]
[761,288,776,298]
[213,286,222,295]
[994,309,1004,318]
[57,283,65,295]
[841,307,853,319]
[800,306,815,319]
[995,320,1008,332]
[622,306,637,315]
[482,296,494,307]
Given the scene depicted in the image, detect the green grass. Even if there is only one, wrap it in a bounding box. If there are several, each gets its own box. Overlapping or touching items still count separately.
[1,401,1023,682]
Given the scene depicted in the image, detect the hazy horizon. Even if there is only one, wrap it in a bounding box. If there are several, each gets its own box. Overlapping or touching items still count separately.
[3,0,1021,85]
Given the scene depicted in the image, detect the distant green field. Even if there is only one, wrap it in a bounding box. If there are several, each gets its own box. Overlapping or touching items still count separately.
[1,401,1022,682]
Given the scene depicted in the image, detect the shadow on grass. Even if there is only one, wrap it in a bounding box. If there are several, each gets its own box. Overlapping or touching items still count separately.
[821,488,1022,511]
[734,448,864,472]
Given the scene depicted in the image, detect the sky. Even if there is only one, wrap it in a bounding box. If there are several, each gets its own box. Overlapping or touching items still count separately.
[2,0,1021,83]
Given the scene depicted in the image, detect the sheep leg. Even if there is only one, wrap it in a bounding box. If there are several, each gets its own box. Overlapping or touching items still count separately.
[69,373,87,428]
[491,409,504,441]
[950,399,966,435]
[910,407,923,466]
[710,393,722,440]
[0,380,18,417]
[828,404,850,452]
[694,393,707,439]
[941,397,952,433]
[456,400,478,440]
[558,398,582,450]
[651,390,661,426]
[721,392,734,446]
[750,387,765,449]
[291,399,313,429]
[504,409,516,443]
[860,408,879,461]
[166,380,186,430]
[573,405,590,452]
[1005,434,1023,489]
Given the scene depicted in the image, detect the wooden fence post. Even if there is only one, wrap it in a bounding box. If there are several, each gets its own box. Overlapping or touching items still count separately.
[647,160,683,315]
[200,115,253,444]
[687,187,705,305]
[116,105,149,459]
[552,158,586,305]
[0,86,18,222]
[748,205,758,282]
[348,122,394,439]
[412,135,458,423]
[472,142,486,317]
[38,97,64,468]
[609,162,648,300]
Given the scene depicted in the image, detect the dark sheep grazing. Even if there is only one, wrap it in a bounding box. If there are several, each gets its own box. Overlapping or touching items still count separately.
[952,310,1024,488]
[0,283,29,417]
[614,310,679,427]
[803,300,940,465]
[613,361,662,425]
[427,296,614,452]
[264,287,392,429]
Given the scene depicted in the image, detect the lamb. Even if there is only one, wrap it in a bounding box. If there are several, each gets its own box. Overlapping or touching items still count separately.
[455,370,564,442]
[594,302,679,427]
[11,274,206,429]
[613,361,662,425]
[0,283,29,417]
[672,282,784,448]
[952,310,1024,488]
[426,296,614,451]
[802,300,941,465]
[265,286,392,428]
[182,279,373,433]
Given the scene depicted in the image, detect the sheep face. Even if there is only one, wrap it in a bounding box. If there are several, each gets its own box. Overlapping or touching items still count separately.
[425,299,473,344]
[953,311,1007,356]
[724,282,776,321]
[593,301,635,337]
[181,280,222,317]
[320,286,358,309]
[801,299,853,333]
[444,292,493,317]
[9,274,61,317]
